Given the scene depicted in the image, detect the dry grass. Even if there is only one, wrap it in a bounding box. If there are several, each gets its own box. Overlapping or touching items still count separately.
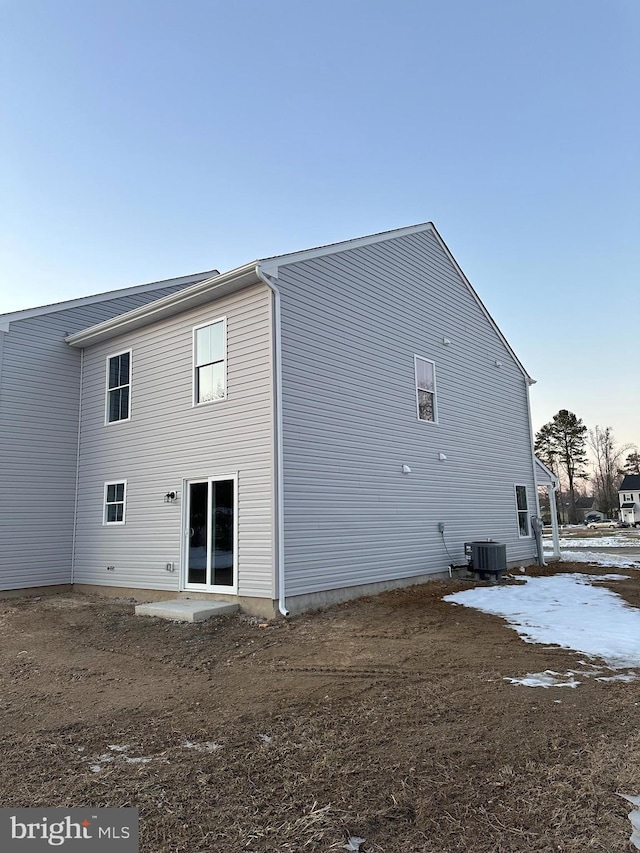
[1,565,639,851]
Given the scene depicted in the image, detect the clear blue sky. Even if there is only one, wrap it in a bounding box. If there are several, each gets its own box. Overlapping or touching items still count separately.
[1,0,638,450]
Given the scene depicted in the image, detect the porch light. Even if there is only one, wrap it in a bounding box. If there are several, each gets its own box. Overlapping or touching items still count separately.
[164,491,177,503]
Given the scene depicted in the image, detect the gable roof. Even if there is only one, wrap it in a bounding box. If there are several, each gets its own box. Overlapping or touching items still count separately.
[619,474,640,492]
[0,269,219,332]
[64,223,533,382]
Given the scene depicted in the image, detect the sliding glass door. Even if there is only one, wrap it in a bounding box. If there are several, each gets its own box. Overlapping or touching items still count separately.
[185,476,236,591]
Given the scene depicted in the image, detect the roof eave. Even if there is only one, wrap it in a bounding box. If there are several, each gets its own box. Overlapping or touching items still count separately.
[66,263,261,347]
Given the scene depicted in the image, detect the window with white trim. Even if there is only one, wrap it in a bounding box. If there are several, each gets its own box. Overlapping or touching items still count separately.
[194,319,226,404]
[515,485,530,536]
[414,356,437,422]
[104,481,126,525]
[106,351,131,423]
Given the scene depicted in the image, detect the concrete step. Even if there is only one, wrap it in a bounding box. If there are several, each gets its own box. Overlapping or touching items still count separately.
[135,599,238,623]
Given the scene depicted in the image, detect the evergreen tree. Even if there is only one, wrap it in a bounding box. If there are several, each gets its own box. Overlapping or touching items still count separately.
[535,410,589,523]
[623,451,640,476]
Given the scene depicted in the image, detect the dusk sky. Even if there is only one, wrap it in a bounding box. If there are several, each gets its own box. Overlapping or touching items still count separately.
[1,0,638,450]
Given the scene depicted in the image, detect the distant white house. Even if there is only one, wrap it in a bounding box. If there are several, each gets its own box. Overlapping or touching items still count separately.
[619,475,640,527]
[0,223,542,615]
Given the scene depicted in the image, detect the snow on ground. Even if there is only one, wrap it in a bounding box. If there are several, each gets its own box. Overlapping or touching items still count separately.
[618,794,640,850]
[444,573,640,669]
[543,549,640,568]
[543,536,640,549]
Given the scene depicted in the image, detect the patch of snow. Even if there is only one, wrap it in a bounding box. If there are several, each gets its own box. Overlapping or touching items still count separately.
[543,536,640,549]
[259,734,273,743]
[182,740,223,752]
[90,765,102,773]
[504,670,580,688]
[124,756,153,764]
[343,838,366,851]
[596,672,638,683]
[618,794,640,850]
[107,744,129,752]
[445,573,640,669]
[543,549,640,568]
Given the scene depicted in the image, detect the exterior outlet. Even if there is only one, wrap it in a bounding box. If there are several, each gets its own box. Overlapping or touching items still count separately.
[438,523,445,533]
[106,565,115,572]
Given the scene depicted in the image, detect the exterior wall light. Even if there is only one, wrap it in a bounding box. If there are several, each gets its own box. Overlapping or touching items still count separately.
[442,337,451,346]
[164,491,177,503]
[438,453,447,462]
[495,360,502,367]
[402,465,412,474]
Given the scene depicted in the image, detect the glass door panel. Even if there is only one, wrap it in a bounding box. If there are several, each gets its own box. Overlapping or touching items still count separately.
[187,481,208,585]
[212,479,234,587]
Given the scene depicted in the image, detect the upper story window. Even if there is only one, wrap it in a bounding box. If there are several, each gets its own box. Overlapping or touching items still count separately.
[104,481,127,525]
[414,356,437,423]
[515,485,530,537]
[106,350,131,424]
[194,319,226,405]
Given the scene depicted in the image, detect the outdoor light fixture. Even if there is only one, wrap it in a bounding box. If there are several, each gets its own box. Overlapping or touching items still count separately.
[494,360,502,367]
[164,491,177,503]
[438,453,447,462]
[442,337,451,346]
[402,465,412,474]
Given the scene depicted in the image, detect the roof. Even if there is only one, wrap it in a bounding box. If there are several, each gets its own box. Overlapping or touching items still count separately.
[64,223,533,383]
[575,496,596,509]
[619,475,640,492]
[0,269,219,332]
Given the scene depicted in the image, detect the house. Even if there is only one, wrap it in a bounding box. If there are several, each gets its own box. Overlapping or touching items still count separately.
[0,223,542,616]
[0,270,219,592]
[618,475,640,527]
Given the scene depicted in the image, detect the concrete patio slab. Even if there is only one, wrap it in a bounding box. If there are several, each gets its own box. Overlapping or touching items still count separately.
[135,599,238,623]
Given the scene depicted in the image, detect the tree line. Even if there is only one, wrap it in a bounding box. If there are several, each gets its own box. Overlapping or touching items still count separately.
[534,409,638,524]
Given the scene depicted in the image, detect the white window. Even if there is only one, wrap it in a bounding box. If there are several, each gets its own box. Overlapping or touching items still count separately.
[194,319,226,405]
[104,481,127,525]
[414,356,437,422]
[106,350,131,423]
[515,485,530,537]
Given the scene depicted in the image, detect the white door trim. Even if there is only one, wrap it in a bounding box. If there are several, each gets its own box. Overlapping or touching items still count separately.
[180,472,238,594]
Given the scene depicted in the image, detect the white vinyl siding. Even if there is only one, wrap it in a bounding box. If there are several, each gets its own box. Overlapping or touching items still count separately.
[106,350,131,423]
[104,481,127,525]
[0,282,194,591]
[73,284,273,597]
[515,485,530,537]
[276,227,538,597]
[193,318,226,405]
[414,356,437,423]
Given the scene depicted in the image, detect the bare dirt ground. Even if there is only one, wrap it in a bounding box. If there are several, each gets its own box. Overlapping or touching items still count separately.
[1,563,639,852]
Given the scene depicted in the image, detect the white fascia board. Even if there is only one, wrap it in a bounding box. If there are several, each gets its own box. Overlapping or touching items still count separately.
[258,222,435,276]
[66,263,261,348]
[427,224,534,384]
[535,456,558,487]
[0,269,220,331]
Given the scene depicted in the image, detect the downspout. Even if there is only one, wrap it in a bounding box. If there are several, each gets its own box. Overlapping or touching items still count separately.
[70,347,84,585]
[524,375,546,565]
[255,266,289,616]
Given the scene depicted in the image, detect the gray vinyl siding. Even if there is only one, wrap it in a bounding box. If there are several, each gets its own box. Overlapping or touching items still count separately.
[0,284,194,590]
[73,283,274,598]
[277,229,537,597]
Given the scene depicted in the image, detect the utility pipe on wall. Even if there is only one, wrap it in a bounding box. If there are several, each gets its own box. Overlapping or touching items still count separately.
[255,266,289,617]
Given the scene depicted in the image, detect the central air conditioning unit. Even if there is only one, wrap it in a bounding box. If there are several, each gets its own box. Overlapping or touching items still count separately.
[464,541,507,580]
